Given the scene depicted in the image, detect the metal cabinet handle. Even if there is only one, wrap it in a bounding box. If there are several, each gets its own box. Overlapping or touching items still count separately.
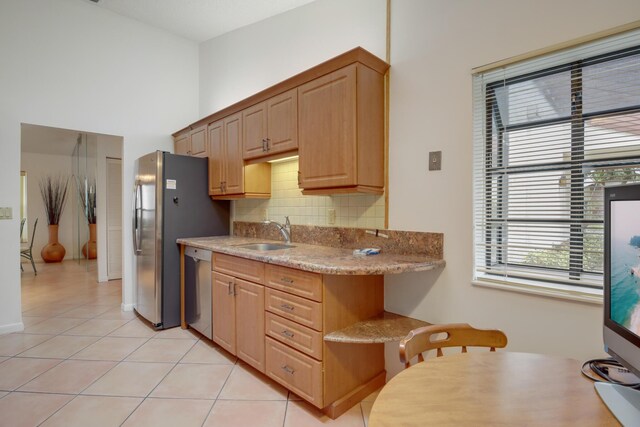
[281,365,295,375]
[228,280,234,295]
[280,277,294,284]
[280,304,294,311]
[132,183,142,255]
[281,330,295,338]
[262,138,267,152]
[266,137,271,151]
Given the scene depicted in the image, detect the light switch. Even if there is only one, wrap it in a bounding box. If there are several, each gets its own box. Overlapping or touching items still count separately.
[6,207,11,219]
[0,208,4,219]
[429,151,442,171]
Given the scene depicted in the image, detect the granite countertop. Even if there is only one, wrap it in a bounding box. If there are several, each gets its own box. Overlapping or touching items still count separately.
[177,236,445,275]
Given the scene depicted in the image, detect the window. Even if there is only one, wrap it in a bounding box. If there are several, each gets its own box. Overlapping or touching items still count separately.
[473,30,640,293]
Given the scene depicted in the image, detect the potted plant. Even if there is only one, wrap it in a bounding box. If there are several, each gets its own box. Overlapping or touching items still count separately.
[39,174,69,262]
[76,177,97,259]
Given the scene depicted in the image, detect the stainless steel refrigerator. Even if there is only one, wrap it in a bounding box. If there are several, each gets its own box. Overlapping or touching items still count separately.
[132,151,229,329]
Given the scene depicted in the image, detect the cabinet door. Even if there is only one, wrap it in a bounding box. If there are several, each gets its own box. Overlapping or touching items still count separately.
[224,112,244,194]
[267,89,298,155]
[298,64,357,189]
[208,120,225,195]
[174,133,190,156]
[242,102,267,160]
[235,278,265,373]
[212,272,236,355]
[190,125,208,157]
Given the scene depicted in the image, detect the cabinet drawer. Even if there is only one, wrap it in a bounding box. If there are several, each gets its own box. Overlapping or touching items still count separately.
[213,252,264,284]
[266,312,322,360]
[265,337,322,408]
[265,264,322,302]
[265,288,322,331]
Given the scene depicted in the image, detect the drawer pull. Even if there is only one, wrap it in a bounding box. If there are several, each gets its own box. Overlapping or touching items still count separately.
[280,277,294,284]
[228,281,234,295]
[280,304,295,311]
[281,365,295,375]
[281,330,295,338]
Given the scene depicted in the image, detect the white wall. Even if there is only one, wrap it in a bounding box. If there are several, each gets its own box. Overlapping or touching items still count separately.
[199,0,386,116]
[197,0,640,369]
[384,0,640,373]
[20,153,75,263]
[0,0,199,333]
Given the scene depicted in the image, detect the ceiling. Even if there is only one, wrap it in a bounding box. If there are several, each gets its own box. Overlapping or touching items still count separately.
[84,0,317,43]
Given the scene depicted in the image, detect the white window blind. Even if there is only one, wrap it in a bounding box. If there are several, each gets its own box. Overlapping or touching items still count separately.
[473,29,640,290]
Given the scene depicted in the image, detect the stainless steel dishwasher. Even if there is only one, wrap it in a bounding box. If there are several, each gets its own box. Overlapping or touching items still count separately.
[184,246,212,339]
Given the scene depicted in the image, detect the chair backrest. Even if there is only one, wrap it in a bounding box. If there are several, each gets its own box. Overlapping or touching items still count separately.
[399,323,508,368]
[20,218,26,238]
[28,218,38,250]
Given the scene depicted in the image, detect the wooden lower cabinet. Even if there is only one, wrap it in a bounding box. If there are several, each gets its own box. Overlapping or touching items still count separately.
[266,337,323,407]
[209,253,384,419]
[211,257,266,373]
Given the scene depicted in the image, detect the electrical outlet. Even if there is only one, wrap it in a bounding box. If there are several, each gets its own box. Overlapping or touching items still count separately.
[429,151,442,171]
[6,207,12,219]
[328,209,336,225]
[261,209,268,221]
[0,208,4,219]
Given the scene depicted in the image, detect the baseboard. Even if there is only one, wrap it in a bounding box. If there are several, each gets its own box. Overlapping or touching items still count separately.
[0,322,25,335]
[121,303,135,312]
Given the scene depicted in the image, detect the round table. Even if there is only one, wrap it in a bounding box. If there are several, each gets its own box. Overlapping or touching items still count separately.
[369,352,618,426]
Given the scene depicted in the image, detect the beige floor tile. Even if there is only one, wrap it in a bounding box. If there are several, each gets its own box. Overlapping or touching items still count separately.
[18,335,99,358]
[70,337,148,361]
[56,305,112,319]
[82,361,174,397]
[0,333,54,356]
[361,401,373,427]
[108,319,158,338]
[0,392,74,427]
[21,316,49,327]
[22,304,78,317]
[150,363,233,399]
[218,363,288,401]
[62,319,129,337]
[0,357,63,391]
[40,395,142,427]
[0,391,7,398]
[180,340,237,365]
[125,338,195,363]
[19,359,116,394]
[154,327,201,339]
[122,398,213,427]
[284,400,366,427]
[96,308,137,321]
[0,357,6,364]
[203,400,287,427]
[23,317,87,335]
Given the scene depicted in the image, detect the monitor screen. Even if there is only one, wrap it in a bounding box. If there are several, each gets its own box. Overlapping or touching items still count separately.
[604,184,640,378]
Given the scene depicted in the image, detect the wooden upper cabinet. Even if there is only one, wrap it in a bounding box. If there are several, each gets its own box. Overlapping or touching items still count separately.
[208,114,271,199]
[298,63,384,195]
[189,125,208,157]
[208,120,225,196]
[224,112,244,195]
[243,102,268,159]
[243,88,298,160]
[174,132,190,155]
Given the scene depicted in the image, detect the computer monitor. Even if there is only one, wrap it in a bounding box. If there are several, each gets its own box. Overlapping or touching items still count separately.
[599,184,640,424]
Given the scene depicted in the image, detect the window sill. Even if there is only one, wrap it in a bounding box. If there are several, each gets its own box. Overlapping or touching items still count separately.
[472,276,603,305]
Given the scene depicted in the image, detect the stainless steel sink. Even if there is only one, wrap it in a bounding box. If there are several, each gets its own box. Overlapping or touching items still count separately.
[236,243,295,251]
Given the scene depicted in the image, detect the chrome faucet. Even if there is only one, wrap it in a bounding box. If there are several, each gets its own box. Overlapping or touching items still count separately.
[264,216,291,244]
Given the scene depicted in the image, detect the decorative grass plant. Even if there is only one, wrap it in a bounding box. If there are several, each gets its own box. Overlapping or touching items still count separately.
[75,177,96,224]
[39,174,69,225]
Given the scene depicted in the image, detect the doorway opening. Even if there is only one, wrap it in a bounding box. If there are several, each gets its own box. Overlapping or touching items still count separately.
[20,123,124,284]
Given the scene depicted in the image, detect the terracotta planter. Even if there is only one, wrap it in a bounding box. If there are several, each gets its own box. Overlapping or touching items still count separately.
[41,224,66,263]
[82,223,97,260]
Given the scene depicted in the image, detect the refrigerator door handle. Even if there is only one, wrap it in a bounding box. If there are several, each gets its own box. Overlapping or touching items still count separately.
[132,183,142,255]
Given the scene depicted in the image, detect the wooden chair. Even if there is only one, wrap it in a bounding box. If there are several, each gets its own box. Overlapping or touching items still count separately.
[399,323,508,368]
[20,218,38,275]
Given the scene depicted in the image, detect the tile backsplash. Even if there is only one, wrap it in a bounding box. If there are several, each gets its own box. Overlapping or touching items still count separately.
[233,158,385,228]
